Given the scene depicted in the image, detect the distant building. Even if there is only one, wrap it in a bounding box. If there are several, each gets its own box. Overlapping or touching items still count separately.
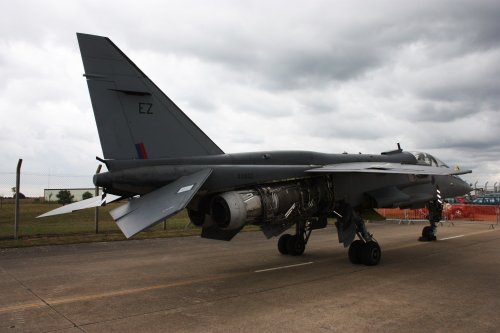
[44,188,98,202]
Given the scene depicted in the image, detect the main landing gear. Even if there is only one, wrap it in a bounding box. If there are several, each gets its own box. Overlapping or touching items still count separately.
[276,204,381,266]
[278,220,312,256]
[348,239,381,266]
[335,202,381,266]
[419,199,442,242]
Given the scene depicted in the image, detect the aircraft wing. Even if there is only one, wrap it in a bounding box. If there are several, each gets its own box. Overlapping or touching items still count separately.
[306,162,471,176]
[110,169,212,238]
[37,193,121,218]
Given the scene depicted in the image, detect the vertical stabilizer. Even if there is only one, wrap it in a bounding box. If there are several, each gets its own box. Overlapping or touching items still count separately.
[77,33,223,160]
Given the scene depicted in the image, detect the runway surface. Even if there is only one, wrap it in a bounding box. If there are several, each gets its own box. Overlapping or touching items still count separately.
[1,221,499,332]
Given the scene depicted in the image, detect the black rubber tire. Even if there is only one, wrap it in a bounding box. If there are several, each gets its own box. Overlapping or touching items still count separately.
[361,241,381,266]
[422,226,433,238]
[348,240,364,265]
[287,235,306,256]
[278,234,291,255]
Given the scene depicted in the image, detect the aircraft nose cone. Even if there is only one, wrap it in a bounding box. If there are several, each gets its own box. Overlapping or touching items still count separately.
[444,176,472,197]
[457,178,472,195]
[464,181,473,194]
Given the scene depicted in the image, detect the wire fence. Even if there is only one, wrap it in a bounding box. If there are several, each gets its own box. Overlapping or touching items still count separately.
[379,205,500,226]
[0,163,196,243]
[0,161,498,242]
[0,171,94,199]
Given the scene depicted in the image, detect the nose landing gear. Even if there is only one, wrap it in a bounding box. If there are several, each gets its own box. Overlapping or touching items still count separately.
[419,199,442,242]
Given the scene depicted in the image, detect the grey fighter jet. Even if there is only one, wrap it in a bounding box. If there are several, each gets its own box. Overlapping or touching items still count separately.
[40,33,472,266]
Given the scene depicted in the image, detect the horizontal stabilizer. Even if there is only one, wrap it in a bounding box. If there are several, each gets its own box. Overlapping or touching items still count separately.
[37,194,121,218]
[307,162,471,176]
[110,169,212,238]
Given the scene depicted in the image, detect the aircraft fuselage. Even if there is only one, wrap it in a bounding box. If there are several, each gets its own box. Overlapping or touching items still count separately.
[96,150,470,209]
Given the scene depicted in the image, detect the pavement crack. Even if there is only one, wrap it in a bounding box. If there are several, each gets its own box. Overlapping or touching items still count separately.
[0,266,85,332]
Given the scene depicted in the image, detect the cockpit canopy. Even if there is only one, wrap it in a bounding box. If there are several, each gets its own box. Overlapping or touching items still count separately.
[409,151,449,168]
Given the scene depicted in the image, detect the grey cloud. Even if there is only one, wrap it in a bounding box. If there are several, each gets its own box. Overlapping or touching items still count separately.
[1,0,500,187]
[412,102,477,122]
[419,76,500,108]
[301,115,388,141]
[435,140,500,152]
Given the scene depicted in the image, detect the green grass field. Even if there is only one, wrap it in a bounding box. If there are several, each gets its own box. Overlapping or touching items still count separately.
[0,200,333,248]
[0,201,204,248]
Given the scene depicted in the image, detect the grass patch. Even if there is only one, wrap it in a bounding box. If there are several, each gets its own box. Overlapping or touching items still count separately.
[0,201,204,248]
[0,201,328,248]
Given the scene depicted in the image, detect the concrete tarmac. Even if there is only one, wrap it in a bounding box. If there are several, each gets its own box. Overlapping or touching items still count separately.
[1,221,499,332]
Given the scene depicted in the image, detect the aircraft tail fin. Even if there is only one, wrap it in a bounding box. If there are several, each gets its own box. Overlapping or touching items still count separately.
[77,33,223,160]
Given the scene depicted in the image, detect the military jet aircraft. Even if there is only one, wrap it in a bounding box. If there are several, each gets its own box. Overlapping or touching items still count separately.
[40,33,472,266]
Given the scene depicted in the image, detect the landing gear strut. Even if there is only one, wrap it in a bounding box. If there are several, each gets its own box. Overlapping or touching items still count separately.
[278,220,312,256]
[419,199,442,241]
[335,202,381,266]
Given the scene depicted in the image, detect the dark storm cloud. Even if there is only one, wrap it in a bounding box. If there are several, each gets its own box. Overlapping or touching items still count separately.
[429,138,500,152]
[257,46,386,91]
[158,0,500,98]
[418,72,500,112]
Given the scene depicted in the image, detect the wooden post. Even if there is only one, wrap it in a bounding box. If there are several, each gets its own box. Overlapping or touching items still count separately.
[95,164,102,234]
[14,159,23,239]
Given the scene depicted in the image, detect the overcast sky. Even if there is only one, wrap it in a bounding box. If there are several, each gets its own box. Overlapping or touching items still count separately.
[1,0,499,196]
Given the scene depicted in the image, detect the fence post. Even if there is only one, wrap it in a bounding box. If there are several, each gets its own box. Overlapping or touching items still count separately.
[497,206,499,227]
[95,164,102,234]
[14,159,23,240]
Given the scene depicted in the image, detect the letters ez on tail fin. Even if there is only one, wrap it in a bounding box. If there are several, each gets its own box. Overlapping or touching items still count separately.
[77,33,223,160]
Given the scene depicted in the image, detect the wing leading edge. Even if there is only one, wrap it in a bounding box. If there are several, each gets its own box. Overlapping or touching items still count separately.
[306,162,471,176]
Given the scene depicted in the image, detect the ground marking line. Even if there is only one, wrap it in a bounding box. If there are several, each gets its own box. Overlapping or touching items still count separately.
[440,235,465,241]
[0,303,46,314]
[1,261,315,314]
[1,228,497,314]
[0,272,247,314]
[255,262,314,273]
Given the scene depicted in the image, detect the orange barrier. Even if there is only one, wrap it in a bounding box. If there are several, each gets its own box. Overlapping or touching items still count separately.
[445,204,500,222]
[378,208,428,220]
[378,205,500,223]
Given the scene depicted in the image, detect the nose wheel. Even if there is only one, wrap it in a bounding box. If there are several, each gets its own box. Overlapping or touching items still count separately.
[419,199,442,242]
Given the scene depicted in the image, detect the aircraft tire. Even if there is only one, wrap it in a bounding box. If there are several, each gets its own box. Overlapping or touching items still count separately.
[361,241,381,266]
[421,226,436,240]
[348,240,364,264]
[278,234,291,255]
[287,235,305,256]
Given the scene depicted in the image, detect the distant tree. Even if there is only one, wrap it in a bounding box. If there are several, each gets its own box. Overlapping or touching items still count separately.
[57,190,74,205]
[12,192,26,199]
[82,191,93,200]
[11,186,25,199]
